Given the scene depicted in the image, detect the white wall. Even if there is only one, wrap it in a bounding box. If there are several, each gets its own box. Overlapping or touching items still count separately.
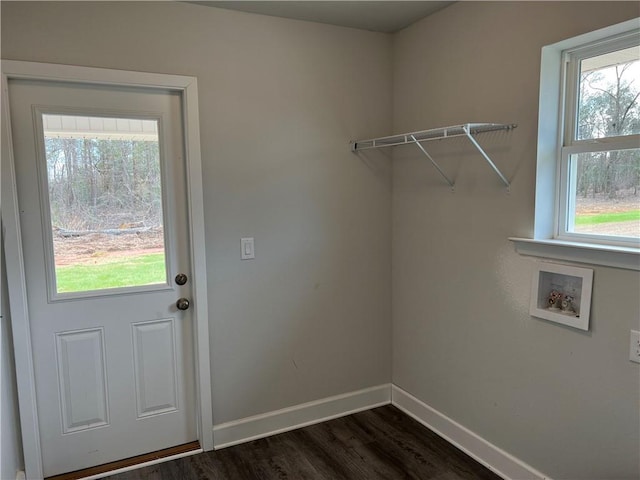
[392,2,639,479]
[0,0,393,426]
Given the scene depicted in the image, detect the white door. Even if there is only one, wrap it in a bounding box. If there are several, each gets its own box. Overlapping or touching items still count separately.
[7,78,197,477]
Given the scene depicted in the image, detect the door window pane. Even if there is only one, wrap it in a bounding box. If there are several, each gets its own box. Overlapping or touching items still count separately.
[42,114,167,293]
[568,148,640,239]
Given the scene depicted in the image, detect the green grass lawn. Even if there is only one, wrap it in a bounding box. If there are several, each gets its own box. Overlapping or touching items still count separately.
[56,253,166,293]
[575,209,640,226]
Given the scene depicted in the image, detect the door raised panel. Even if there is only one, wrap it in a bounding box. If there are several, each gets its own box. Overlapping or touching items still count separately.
[55,328,110,434]
[132,319,178,418]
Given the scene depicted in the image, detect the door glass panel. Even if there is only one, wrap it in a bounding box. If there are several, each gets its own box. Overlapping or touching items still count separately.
[42,114,167,293]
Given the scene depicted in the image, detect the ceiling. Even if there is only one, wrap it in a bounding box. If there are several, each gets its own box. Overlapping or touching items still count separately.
[188,1,454,33]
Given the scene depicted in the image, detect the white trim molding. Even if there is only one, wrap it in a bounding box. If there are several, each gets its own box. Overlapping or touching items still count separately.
[1,60,213,479]
[1,66,44,479]
[509,237,639,271]
[213,385,391,450]
[212,384,552,480]
[391,385,551,480]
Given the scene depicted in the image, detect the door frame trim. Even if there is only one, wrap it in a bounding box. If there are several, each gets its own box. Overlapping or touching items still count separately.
[1,60,213,479]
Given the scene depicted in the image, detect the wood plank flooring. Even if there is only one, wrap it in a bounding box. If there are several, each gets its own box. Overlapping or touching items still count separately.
[104,405,502,480]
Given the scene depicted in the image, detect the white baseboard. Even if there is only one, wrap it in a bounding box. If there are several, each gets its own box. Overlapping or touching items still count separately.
[211,383,548,480]
[213,384,391,449]
[391,385,550,480]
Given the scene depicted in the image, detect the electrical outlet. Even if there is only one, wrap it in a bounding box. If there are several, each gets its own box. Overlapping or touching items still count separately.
[630,330,640,364]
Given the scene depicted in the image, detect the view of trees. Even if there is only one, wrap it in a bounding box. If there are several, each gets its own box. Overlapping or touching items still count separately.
[575,56,640,199]
[45,137,163,232]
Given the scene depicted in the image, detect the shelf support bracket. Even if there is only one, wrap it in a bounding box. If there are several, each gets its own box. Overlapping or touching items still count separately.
[410,135,455,189]
[462,125,510,189]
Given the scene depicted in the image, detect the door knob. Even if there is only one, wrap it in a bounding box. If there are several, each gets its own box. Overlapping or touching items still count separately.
[176,298,190,311]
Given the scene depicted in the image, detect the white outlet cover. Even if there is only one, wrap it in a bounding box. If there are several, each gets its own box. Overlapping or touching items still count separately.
[630,330,640,364]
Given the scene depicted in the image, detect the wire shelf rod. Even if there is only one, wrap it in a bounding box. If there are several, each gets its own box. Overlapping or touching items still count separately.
[350,122,516,189]
[350,123,516,152]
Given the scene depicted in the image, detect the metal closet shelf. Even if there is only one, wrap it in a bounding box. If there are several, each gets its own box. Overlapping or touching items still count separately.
[350,123,517,189]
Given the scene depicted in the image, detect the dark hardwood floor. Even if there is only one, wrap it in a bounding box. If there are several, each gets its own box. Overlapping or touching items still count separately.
[105,405,502,480]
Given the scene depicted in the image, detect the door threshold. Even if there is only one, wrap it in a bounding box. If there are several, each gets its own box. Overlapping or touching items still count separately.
[46,441,202,480]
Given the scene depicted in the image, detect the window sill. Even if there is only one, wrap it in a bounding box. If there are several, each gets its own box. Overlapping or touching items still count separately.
[509,237,640,271]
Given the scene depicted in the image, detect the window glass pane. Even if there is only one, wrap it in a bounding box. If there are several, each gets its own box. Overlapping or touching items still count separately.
[568,148,640,239]
[577,45,640,140]
[42,114,167,293]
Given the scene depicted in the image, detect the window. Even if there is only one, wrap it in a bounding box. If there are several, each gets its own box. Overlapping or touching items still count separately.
[558,33,640,247]
[512,19,640,270]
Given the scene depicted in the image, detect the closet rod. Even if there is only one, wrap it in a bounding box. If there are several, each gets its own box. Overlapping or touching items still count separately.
[350,123,516,151]
[350,123,517,189]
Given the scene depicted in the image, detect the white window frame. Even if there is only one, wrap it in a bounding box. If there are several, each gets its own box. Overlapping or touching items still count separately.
[557,32,640,248]
[510,18,640,271]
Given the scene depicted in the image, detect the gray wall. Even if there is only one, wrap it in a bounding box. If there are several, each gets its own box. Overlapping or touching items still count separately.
[0,1,393,426]
[392,2,640,479]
